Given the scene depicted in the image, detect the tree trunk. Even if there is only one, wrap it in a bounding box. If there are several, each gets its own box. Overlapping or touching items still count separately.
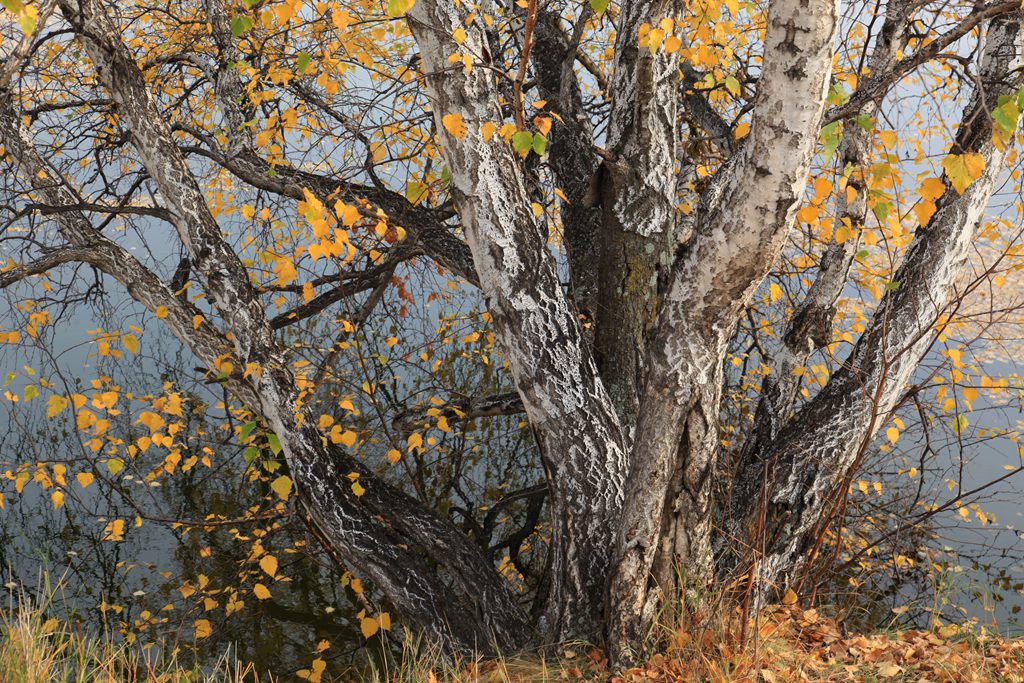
[407,0,629,640]
[722,0,914,576]
[731,11,1024,596]
[592,0,681,425]
[608,0,841,664]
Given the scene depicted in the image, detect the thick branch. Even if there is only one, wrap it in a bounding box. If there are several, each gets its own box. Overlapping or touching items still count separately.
[739,11,1024,595]
[408,0,628,640]
[609,0,841,662]
[724,0,917,565]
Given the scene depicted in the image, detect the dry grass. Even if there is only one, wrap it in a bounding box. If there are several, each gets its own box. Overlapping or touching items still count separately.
[0,587,266,683]
[362,603,1024,682]
[4,585,1022,682]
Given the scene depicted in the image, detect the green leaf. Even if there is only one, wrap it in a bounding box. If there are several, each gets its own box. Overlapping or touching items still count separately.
[826,82,849,106]
[239,421,258,442]
[724,76,741,97]
[267,433,282,456]
[819,121,841,160]
[107,458,124,475]
[23,385,38,401]
[296,51,312,74]
[855,249,869,259]
[0,0,25,14]
[511,130,534,157]
[532,133,548,156]
[231,16,254,38]
[854,114,874,131]
[242,0,260,7]
[872,201,890,222]
[951,414,969,434]
[589,0,609,14]
[244,447,260,466]
[386,0,414,17]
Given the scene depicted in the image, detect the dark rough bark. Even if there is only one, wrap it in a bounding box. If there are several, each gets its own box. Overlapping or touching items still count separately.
[407,0,629,640]
[532,10,603,328]
[592,0,680,425]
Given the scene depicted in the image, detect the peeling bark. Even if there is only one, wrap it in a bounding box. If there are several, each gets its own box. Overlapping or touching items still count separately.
[593,0,680,425]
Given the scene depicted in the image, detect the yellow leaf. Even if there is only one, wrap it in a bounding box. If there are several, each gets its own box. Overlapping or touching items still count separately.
[360,616,380,638]
[942,153,985,195]
[452,27,466,44]
[914,199,937,226]
[123,334,140,354]
[886,427,899,444]
[194,619,212,639]
[877,663,902,678]
[155,306,169,319]
[442,113,467,139]
[919,176,946,201]
[781,588,798,605]
[407,432,424,452]
[103,519,126,541]
[351,481,366,497]
[47,394,68,418]
[260,554,278,578]
[769,283,783,302]
[51,490,64,509]
[253,583,271,600]
[480,121,497,141]
[76,472,94,488]
[271,475,292,500]
[137,411,166,432]
[387,448,402,463]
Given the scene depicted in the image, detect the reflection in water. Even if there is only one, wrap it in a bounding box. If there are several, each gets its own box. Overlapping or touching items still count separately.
[0,279,540,677]
[2,273,1023,680]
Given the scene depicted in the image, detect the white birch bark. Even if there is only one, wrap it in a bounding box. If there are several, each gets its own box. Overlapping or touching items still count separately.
[736,10,1024,595]
[608,0,841,663]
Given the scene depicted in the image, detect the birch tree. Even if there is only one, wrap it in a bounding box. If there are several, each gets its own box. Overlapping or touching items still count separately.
[2,0,1024,667]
